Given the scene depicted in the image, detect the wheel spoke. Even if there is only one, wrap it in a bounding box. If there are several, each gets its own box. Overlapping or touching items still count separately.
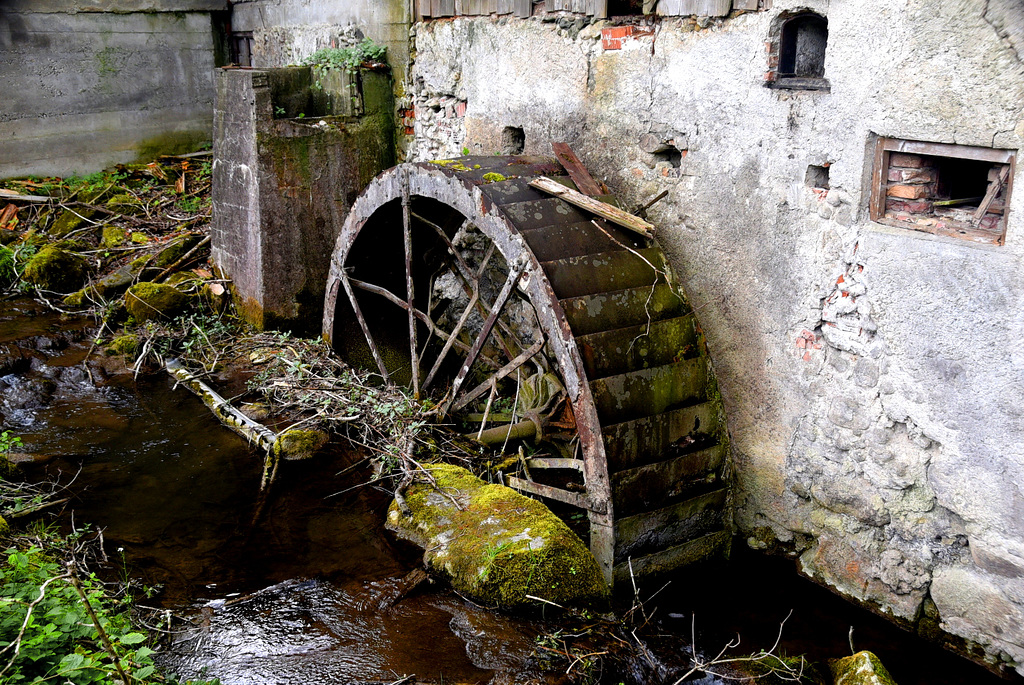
[447,258,528,407]
[450,339,545,413]
[340,274,390,381]
[422,288,479,392]
[402,172,420,398]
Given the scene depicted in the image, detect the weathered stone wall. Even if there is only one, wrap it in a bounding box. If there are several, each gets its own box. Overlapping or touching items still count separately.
[407,2,1024,675]
[229,0,411,151]
[211,66,395,334]
[0,2,225,179]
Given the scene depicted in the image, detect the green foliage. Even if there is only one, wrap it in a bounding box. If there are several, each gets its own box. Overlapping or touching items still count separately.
[301,38,387,76]
[0,246,15,287]
[0,431,21,457]
[0,543,153,684]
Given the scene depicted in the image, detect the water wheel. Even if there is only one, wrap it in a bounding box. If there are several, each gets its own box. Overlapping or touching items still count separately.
[323,156,730,586]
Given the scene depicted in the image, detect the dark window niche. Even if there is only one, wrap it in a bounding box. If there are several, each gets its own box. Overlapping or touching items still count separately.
[767,12,829,91]
[806,164,830,189]
[231,32,254,67]
[656,147,683,168]
[869,137,1015,246]
[501,126,525,155]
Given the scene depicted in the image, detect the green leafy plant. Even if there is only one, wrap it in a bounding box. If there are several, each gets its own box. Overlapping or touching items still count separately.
[301,38,387,77]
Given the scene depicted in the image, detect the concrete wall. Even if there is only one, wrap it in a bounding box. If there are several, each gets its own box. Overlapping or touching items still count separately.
[0,1,224,179]
[229,0,411,150]
[407,2,1024,675]
[211,67,395,334]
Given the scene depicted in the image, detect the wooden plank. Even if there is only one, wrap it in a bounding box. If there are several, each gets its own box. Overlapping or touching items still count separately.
[973,164,1010,224]
[613,488,727,562]
[611,530,730,584]
[417,0,430,18]
[507,476,590,510]
[733,0,757,8]
[529,176,654,238]
[592,0,607,17]
[0,189,52,203]
[551,142,608,196]
[869,137,888,221]
[882,138,1015,164]
[525,457,585,471]
[514,0,531,17]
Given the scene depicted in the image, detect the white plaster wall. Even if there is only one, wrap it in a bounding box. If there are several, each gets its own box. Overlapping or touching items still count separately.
[410,2,1024,674]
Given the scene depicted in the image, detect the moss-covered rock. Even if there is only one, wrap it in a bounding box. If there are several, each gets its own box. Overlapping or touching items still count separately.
[387,463,609,609]
[107,334,139,357]
[22,245,88,293]
[155,234,202,268]
[62,290,87,307]
[0,514,9,538]
[829,651,898,685]
[273,428,329,460]
[130,232,149,244]
[101,226,127,248]
[125,282,189,322]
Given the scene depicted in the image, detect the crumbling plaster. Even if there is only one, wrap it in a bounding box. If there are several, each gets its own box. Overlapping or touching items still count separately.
[408,1,1024,673]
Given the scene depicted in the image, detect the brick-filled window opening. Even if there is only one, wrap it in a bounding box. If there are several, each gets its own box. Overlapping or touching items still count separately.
[870,138,1015,245]
[766,11,829,91]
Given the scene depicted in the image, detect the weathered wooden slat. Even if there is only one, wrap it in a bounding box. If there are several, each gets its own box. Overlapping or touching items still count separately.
[507,476,590,510]
[614,488,727,562]
[733,0,757,8]
[611,443,726,516]
[592,0,607,17]
[590,358,708,425]
[520,220,642,262]
[694,0,731,15]
[529,176,654,238]
[612,530,730,584]
[882,138,1015,164]
[560,283,687,336]
[500,197,590,228]
[0,189,52,203]
[526,457,585,471]
[552,142,608,196]
[576,314,698,380]
[540,247,666,299]
[973,164,1010,224]
[514,0,531,17]
[602,402,719,471]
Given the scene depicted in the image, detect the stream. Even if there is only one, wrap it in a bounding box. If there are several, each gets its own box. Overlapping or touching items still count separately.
[1,297,1012,684]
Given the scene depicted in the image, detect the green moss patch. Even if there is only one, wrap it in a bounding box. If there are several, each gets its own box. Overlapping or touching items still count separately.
[387,463,609,609]
[482,172,506,183]
[273,429,329,460]
[106,334,139,357]
[154,234,202,268]
[124,282,189,322]
[829,651,898,685]
[22,246,87,293]
[101,226,127,248]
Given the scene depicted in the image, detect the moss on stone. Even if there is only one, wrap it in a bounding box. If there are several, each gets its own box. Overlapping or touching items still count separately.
[130,232,149,244]
[22,245,88,293]
[273,428,330,460]
[154,234,202,268]
[482,172,506,183]
[101,226,127,248]
[124,282,189,322]
[107,334,139,357]
[829,651,898,685]
[387,463,609,609]
[0,514,9,538]
[62,290,87,307]
[130,254,152,271]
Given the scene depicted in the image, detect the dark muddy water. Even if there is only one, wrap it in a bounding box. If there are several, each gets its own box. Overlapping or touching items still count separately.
[1,298,1014,684]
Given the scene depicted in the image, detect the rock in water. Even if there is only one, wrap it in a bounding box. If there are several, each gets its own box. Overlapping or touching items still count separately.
[829,651,898,685]
[386,463,609,609]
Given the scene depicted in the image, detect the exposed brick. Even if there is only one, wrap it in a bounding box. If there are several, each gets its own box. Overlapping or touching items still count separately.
[888,152,925,168]
[885,198,908,213]
[887,167,936,183]
[455,101,466,117]
[887,184,929,199]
